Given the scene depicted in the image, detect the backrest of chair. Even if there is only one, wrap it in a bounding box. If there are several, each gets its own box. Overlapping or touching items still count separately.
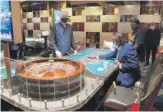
[141,57,163,110]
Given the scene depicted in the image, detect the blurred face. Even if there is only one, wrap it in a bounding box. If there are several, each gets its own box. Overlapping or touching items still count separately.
[60,11,69,23]
[131,22,139,31]
[113,35,121,47]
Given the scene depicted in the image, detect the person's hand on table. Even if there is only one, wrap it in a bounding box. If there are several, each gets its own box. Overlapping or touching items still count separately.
[115,60,121,68]
[55,50,62,58]
[87,56,99,59]
[73,50,78,55]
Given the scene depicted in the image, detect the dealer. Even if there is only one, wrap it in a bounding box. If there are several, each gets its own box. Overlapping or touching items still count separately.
[49,11,78,58]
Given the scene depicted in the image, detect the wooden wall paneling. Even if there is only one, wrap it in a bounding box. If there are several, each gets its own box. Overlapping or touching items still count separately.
[11,1,22,43]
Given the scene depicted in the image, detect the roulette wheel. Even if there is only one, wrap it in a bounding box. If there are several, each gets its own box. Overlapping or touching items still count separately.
[16,58,85,100]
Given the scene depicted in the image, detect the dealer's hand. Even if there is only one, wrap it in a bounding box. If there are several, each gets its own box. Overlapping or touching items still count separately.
[55,50,62,58]
[73,50,78,55]
[115,60,120,66]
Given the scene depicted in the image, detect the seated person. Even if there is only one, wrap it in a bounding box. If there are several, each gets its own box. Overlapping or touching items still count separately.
[96,32,140,87]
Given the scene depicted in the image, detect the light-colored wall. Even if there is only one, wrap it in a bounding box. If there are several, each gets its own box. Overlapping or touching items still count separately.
[22,18,27,23]
[40,10,49,17]
[118,22,132,33]
[22,2,51,37]
[71,16,86,22]
[138,15,161,23]
[85,23,102,32]
[100,33,113,47]
[101,15,120,22]
[117,5,140,15]
[27,23,33,30]
[22,4,161,46]
[33,18,40,23]
[26,12,33,18]
[40,23,50,31]
[73,32,86,42]
[84,6,103,15]
[68,5,161,47]
[33,30,41,37]
[61,8,72,16]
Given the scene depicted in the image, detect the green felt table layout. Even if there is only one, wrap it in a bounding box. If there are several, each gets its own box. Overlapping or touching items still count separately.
[0,66,15,80]
[66,48,115,76]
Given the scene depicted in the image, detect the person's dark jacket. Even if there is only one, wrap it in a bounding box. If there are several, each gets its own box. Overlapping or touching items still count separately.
[133,28,146,50]
[132,28,146,62]
[145,29,161,46]
[99,43,140,87]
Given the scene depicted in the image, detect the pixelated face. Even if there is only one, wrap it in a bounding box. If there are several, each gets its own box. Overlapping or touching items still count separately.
[113,35,121,47]
[131,22,139,31]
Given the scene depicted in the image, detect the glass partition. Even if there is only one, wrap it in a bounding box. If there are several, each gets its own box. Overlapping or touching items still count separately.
[0,57,86,110]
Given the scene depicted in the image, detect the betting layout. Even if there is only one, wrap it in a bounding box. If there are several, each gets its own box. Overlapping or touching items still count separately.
[67,48,114,76]
[80,49,110,64]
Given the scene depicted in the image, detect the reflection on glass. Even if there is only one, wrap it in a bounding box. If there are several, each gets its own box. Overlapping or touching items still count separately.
[103,6,115,15]
[102,22,118,32]
[54,9,61,24]
[34,23,40,30]
[33,11,40,17]
[86,15,100,22]
[72,22,84,31]
[27,18,32,23]
[72,8,84,16]
[86,32,100,48]
[140,5,161,15]
[120,15,137,22]
[41,17,48,23]
[140,23,160,30]
[28,30,33,37]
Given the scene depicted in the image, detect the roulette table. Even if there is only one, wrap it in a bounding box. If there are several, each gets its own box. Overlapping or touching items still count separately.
[16,58,85,100]
[0,48,118,111]
[0,57,105,111]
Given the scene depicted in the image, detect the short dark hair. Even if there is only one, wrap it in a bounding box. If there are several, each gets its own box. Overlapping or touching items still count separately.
[130,18,140,25]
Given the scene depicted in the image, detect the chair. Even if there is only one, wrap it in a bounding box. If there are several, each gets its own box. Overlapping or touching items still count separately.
[103,57,163,111]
